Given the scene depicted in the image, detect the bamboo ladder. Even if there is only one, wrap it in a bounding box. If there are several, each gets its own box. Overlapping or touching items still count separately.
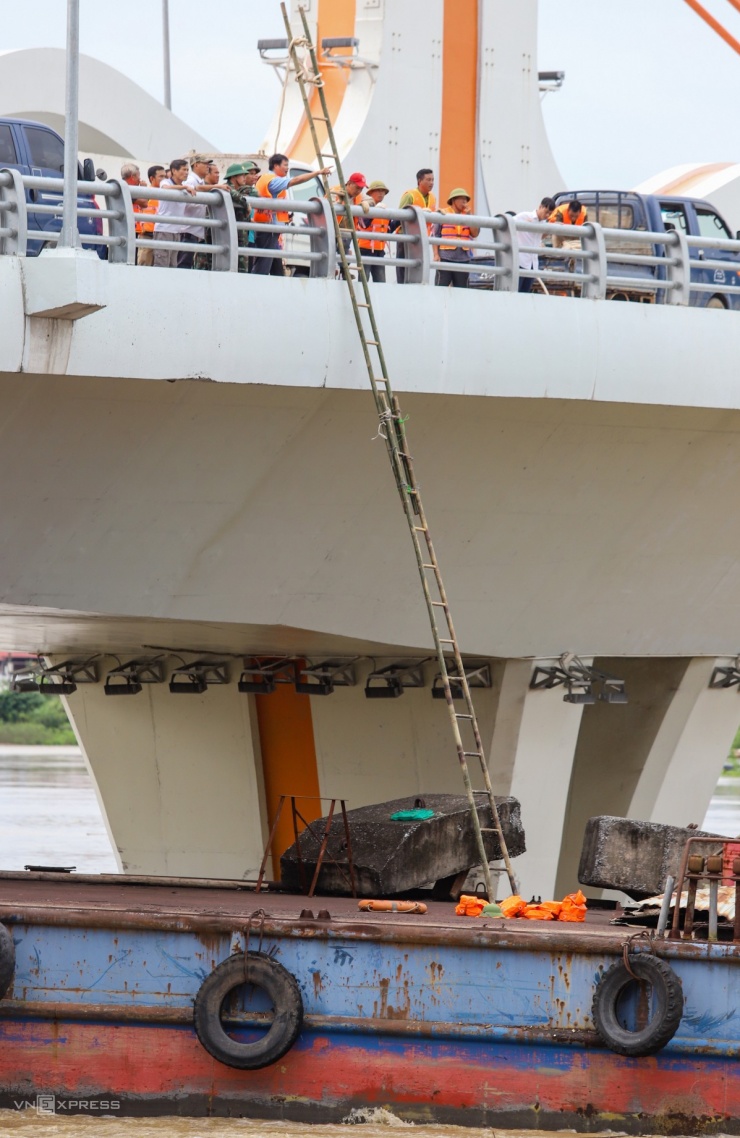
[279,3,518,899]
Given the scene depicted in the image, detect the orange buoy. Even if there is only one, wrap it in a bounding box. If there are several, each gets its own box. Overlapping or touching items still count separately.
[358,900,427,914]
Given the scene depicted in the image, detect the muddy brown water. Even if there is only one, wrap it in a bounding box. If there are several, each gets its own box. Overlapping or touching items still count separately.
[0,1113,637,1137]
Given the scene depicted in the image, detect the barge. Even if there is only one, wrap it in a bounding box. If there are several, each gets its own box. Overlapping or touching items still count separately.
[1,865,739,1134]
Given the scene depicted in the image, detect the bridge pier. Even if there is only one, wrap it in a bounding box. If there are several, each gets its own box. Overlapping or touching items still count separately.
[554,657,739,898]
[485,659,589,899]
[62,651,737,894]
[66,680,269,878]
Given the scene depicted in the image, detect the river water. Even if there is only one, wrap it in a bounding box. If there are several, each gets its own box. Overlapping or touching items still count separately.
[1,746,739,1137]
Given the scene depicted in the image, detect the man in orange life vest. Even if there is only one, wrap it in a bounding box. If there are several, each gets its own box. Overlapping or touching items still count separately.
[330,172,370,260]
[330,172,369,227]
[251,153,332,276]
[548,198,587,248]
[397,168,436,283]
[358,179,391,282]
[434,188,480,288]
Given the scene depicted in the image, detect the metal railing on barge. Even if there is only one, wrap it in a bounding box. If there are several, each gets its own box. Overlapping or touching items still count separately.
[1,166,740,306]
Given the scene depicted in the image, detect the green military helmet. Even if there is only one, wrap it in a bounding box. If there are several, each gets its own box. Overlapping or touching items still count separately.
[447,186,471,203]
[225,161,259,180]
[367,179,389,192]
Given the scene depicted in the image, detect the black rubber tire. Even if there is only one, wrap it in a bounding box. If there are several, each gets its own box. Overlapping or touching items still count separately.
[0,922,14,999]
[194,952,303,1070]
[592,954,683,1057]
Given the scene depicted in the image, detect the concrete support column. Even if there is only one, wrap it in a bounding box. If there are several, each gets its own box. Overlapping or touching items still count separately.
[631,658,740,828]
[485,659,589,899]
[555,657,740,898]
[65,674,269,878]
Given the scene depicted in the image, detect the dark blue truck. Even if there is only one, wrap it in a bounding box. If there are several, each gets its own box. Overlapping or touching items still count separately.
[0,116,104,256]
[554,190,740,309]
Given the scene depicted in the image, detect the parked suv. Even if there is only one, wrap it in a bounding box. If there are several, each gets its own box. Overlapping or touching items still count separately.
[553,190,740,309]
[0,117,105,257]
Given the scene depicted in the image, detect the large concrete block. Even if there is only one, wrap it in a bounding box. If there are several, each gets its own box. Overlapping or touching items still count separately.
[578,815,724,898]
[280,793,525,897]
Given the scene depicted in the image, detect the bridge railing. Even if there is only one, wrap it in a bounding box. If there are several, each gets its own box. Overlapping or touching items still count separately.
[1,168,740,306]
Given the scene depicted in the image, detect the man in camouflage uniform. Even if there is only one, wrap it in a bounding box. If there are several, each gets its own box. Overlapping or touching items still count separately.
[194,160,260,272]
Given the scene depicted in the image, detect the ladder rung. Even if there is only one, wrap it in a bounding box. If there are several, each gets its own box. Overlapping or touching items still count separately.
[431,601,447,607]
[357,302,370,308]
[456,712,473,719]
[462,752,481,757]
[422,563,436,569]
[413,526,428,533]
[366,340,380,346]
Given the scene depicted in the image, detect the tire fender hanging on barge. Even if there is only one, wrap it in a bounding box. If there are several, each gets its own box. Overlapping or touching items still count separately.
[194,951,303,1069]
[0,922,14,999]
[592,953,683,1057]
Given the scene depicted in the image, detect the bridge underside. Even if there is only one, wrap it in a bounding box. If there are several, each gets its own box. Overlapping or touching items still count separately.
[0,368,738,894]
[2,261,740,895]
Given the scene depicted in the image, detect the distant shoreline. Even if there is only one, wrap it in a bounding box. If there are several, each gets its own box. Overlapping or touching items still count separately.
[0,744,81,756]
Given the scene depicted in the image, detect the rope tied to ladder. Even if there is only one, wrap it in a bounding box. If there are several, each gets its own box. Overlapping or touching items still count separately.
[289,36,325,87]
[372,408,394,440]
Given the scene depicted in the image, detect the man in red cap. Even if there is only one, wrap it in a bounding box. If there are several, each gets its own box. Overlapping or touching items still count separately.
[331,172,370,242]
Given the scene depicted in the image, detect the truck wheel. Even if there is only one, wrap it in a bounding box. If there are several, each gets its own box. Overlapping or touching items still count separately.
[706,296,727,310]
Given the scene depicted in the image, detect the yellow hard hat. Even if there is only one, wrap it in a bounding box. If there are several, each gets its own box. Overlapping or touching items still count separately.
[447,187,471,203]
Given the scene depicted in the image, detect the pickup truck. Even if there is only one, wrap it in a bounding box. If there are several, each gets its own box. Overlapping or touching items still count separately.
[0,116,104,257]
[552,190,740,309]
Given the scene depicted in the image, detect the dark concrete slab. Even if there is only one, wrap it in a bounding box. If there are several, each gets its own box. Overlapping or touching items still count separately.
[578,815,725,899]
[279,792,525,897]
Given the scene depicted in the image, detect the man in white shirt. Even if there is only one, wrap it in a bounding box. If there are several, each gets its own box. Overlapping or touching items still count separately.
[153,159,196,268]
[178,155,211,268]
[513,196,555,293]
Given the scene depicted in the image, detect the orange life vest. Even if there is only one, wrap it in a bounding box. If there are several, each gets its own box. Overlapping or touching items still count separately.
[406,188,436,212]
[439,207,473,250]
[404,187,436,234]
[254,172,290,224]
[330,185,364,229]
[550,203,587,226]
[358,215,390,252]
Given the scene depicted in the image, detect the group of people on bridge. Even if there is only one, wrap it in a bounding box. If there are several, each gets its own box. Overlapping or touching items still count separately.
[121,154,588,288]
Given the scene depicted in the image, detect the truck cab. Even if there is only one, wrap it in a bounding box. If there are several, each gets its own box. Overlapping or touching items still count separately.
[553,190,740,309]
[0,117,104,257]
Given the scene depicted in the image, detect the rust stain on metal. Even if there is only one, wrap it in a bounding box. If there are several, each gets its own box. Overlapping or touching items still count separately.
[385,979,412,1020]
[312,970,323,997]
[378,977,389,1017]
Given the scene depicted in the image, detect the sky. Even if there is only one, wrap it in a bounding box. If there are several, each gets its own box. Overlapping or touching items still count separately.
[4,0,740,190]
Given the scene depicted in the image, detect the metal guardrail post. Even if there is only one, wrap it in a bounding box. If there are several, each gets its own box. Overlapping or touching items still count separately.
[310,196,335,279]
[665,228,690,305]
[208,189,236,272]
[106,179,135,265]
[60,0,81,249]
[580,222,606,300]
[0,168,28,256]
[402,207,427,284]
[495,213,519,292]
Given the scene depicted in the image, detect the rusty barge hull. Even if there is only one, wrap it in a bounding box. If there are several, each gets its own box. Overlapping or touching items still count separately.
[1,874,740,1133]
